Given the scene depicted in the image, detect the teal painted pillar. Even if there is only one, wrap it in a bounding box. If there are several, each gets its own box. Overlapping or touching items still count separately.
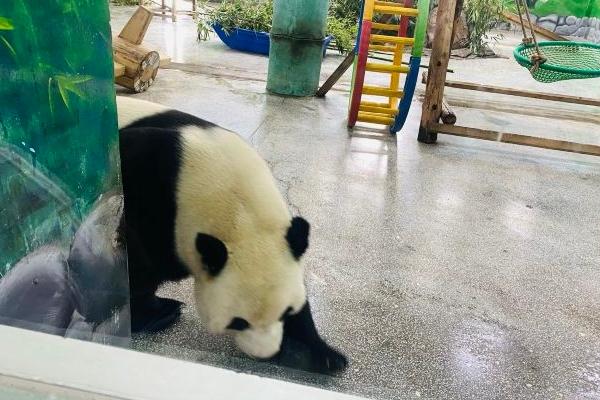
[267,0,330,96]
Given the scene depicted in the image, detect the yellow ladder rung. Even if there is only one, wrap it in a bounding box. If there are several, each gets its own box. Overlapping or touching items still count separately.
[374,1,403,6]
[357,112,395,125]
[363,85,404,98]
[368,44,397,52]
[371,22,400,31]
[365,62,409,73]
[370,35,415,45]
[360,101,391,107]
[373,5,419,16]
[359,105,398,115]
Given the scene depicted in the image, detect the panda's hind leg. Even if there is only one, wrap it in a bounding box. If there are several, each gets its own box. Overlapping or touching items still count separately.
[130,294,184,333]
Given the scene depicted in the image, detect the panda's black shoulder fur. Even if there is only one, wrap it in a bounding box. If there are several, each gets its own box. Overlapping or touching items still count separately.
[119,122,191,296]
[123,109,216,131]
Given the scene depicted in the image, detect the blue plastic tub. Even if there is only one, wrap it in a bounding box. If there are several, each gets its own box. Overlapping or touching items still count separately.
[212,24,332,57]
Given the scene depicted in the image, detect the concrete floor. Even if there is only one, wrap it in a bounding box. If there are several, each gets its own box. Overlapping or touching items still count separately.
[111,6,600,400]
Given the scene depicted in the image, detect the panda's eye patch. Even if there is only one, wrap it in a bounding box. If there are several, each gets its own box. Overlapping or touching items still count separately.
[279,306,294,321]
[227,317,250,331]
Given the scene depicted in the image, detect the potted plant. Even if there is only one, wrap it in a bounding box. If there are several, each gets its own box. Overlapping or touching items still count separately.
[197,0,357,56]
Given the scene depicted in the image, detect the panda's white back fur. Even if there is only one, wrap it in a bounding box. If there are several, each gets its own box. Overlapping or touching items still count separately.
[117,96,306,358]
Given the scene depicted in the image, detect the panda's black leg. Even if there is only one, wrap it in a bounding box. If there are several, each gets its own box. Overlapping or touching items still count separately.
[280,300,348,375]
[130,293,184,333]
[125,227,184,334]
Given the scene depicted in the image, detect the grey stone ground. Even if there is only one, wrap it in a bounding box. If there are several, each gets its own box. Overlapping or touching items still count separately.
[111,5,600,400]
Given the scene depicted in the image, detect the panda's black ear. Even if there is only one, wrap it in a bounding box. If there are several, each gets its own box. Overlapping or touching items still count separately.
[195,233,228,276]
[286,217,310,260]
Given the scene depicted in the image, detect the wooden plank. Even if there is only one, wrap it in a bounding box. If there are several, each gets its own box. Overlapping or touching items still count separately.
[502,12,567,41]
[441,79,600,107]
[430,123,600,156]
[419,0,458,143]
[118,6,153,45]
[316,51,354,97]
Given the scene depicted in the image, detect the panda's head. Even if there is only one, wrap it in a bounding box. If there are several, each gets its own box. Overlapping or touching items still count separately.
[191,216,310,359]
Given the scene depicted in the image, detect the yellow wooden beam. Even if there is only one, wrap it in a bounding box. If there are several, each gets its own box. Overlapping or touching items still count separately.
[363,85,404,97]
[373,5,419,16]
[368,44,397,52]
[359,105,399,115]
[366,62,409,73]
[361,100,392,107]
[364,0,375,20]
[370,34,415,45]
[357,112,395,125]
[371,22,401,31]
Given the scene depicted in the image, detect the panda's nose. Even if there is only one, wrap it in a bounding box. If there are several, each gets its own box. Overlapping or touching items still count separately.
[234,322,283,359]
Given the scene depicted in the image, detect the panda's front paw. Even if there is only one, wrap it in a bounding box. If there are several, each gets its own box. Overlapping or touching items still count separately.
[312,344,348,375]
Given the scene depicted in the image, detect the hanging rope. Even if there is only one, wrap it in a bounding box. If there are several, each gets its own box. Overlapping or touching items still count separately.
[514,0,546,72]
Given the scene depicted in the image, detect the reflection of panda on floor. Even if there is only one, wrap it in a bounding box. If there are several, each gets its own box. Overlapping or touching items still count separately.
[117,96,347,374]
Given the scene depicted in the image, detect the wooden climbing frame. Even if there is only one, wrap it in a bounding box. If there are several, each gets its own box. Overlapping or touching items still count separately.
[419,0,600,157]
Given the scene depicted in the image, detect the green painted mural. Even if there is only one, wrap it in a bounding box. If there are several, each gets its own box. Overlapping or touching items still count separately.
[531,0,600,18]
[0,0,120,274]
[511,0,600,42]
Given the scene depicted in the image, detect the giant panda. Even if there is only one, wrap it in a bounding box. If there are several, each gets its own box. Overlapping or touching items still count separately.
[116,96,347,374]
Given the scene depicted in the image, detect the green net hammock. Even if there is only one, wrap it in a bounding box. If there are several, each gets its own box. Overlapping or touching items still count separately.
[514,41,600,83]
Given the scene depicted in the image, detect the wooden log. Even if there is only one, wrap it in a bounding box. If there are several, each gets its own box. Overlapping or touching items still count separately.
[118,6,153,45]
[316,51,355,97]
[430,123,600,157]
[113,36,160,93]
[114,62,126,78]
[419,0,458,143]
[441,98,456,125]
[502,12,567,41]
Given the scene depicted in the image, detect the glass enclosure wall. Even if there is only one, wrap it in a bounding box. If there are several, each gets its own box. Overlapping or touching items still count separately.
[0,0,129,345]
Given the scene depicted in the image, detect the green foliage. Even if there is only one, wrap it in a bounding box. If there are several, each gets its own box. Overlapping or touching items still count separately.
[205,0,274,33]
[329,0,361,21]
[326,15,357,54]
[464,0,505,55]
[197,0,360,54]
[502,0,518,13]
[327,0,360,54]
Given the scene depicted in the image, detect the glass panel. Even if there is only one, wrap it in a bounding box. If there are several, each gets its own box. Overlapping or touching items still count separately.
[0,0,129,345]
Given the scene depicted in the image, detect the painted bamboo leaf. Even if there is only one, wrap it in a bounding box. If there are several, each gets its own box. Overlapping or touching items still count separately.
[0,35,16,58]
[0,16,14,30]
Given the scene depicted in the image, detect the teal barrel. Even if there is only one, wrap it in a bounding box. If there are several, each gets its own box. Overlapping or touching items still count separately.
[267,0,330,96]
